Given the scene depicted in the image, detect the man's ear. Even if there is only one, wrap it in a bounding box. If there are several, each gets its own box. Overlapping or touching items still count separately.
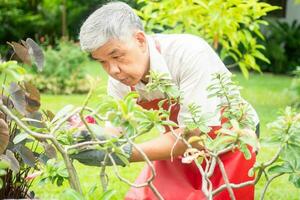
[134,31,147,52]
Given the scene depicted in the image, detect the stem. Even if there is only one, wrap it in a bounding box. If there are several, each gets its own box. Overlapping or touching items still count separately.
[260,173,284,200]
[0,103,53,139]
[100,154,108,192]
[51,138,83,194]
[207,157,217,178]
[108,139,164,200]
[217,158,236,200]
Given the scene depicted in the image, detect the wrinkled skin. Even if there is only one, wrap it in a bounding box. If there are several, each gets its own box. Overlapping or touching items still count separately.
[91,31,150,86]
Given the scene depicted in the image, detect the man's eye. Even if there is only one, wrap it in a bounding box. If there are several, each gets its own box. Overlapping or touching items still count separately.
[112,55,123,60]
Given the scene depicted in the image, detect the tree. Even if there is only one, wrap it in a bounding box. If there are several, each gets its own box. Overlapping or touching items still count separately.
[136,0,279,78]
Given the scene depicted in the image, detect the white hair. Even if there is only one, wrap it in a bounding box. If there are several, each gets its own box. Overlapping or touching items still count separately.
[79,1,144,52]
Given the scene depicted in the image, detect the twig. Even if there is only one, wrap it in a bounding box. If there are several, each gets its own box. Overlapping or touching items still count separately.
[107,139,164,200]
[217,157,236,200]
[260,173,284,200]
[100,154,108,192]
[65,140,108,151]
[50,107,82,135]
[0,103,53,139]
[207,157,217,178]
[50,138,83,194]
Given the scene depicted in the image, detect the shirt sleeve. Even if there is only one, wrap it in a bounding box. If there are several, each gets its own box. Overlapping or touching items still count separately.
[177,41,230,127]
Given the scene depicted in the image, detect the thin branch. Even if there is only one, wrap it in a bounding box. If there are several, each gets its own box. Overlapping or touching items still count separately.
[108,139,164,200]
[100,154,108,192]
[0,103,53,139]
[260,173,284,200]
[50,107,82,135]
[50,138,83,194]
[207,157,217,178]
[65,140,108,151]
[217,157,236,200]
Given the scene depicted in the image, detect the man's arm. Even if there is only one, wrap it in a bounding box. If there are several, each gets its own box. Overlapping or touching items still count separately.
[129,128,201,162]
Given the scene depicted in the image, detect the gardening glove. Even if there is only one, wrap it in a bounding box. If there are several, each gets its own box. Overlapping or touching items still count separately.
[69,143,132,167]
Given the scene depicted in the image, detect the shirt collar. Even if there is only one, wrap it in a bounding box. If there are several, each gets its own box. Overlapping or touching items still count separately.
[135,35,171,91]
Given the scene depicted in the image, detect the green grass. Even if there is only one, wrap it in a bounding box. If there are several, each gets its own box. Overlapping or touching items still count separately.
[31,63,299,200]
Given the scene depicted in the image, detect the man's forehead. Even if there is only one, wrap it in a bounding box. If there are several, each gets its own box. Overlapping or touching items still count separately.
[91,39,127,58]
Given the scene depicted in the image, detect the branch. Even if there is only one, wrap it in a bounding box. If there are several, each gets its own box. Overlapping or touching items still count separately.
[65,140,108,151]
[0,103,53,139]
[50,107,83,135]
[260,173,284,200]
[108,139,164,200]
[100,154,108,192]
[217,157,236,200]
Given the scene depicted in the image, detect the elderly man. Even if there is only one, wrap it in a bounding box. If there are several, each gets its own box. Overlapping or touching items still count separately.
[78,2,259,200]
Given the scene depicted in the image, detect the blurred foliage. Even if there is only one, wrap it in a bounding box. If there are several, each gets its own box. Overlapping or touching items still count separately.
[136,0,279,78]
[259,20,300,74]
[0,0,138,56]
[25,41,90,94]
[290,67,300,108]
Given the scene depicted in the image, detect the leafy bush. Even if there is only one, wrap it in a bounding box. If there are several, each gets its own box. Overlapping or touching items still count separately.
[290,67,300,107]
[260,20,300,74]
[26,41,90,94]
[136,0,279,78]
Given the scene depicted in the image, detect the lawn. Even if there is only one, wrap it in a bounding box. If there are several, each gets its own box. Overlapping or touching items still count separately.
[31,61,299,199]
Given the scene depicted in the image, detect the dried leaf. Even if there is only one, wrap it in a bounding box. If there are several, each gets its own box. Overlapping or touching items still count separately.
[0,119,9,154]
[7,41,31,65]
[24,82,40,113]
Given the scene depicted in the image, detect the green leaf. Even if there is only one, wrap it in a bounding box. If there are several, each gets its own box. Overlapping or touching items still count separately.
[268,163,294,174]
[289,174,300,188]
[100,189,116,200]
[240,143,251,160]
[0,169,6,176]
[59,188,85,200]
[13,133,29,144]
[0,160,10,169]
[57,168,69,178]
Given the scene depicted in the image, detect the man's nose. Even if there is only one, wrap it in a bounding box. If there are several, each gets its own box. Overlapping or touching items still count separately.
[109,62,121,75]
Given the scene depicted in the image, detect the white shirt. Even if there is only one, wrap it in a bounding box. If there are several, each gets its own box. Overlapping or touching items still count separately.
[107,34,259,127]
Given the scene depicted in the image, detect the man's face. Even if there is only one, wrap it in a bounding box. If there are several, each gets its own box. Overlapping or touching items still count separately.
[91,32,149,86]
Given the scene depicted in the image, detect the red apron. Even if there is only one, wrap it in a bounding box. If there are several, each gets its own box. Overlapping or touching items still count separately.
[125,98,256,200]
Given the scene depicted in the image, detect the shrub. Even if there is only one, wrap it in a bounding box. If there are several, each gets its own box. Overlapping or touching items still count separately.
[259,20,300,74]
[290,67,300,107]
[136,0,279,78]
[26,40,90,94]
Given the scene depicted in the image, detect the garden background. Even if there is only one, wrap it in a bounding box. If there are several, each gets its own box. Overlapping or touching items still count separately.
[1,0,300,199]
